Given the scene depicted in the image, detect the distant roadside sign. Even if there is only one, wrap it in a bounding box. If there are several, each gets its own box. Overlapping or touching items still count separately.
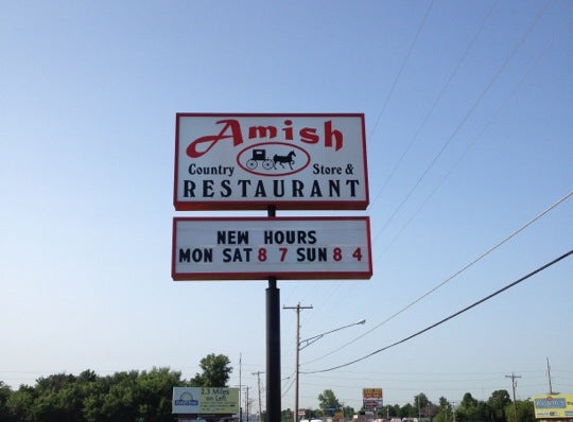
[362,388,383,399]
[172,387,239,415]
[533,394,573,419]
[363,388,383,409]
[174,113,368,211]
[172,216,372,281]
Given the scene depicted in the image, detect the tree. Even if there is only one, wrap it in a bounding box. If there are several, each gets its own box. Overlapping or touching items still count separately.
[3,364,217,422]
[505,399,535,422]
[135,367,184,422]
[460,392,478,408]
[190,353,233,387]
[317,389,340,416]
[414,392,436,418]
[5,385,36,422]
[0,381,13,422]
[342,404,355,419]
[93,370,140,422]
[401,402,415,418]
[432,397,454,422]
[23,372,86,422]
[414,392,430,409]
[488,389,511,422]
[381,404,398,418]
[456,392,488,422]
[280,408,292,422]
[438,396,449,409]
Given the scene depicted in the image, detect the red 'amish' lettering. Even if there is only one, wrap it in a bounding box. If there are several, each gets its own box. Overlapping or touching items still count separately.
[186,120,243,158]
[186,119,343,158]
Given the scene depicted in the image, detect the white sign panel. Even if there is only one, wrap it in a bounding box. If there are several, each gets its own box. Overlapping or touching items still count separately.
[172,387,239,415]
[172,217,372,281]
[174,113,368,211]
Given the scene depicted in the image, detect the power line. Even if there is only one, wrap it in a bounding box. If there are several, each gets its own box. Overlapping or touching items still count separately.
[281,374,296,399]
[304,190,572,365]
[288,4,569,356]
[368,0,435,140]
[304,249,572,374]
[371,0,554,244]
[374,13,572,261]
[371,0,500,205]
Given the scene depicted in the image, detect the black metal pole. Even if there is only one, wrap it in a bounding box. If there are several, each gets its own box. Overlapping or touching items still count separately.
[266,205,281,422]
[266,276,280,422]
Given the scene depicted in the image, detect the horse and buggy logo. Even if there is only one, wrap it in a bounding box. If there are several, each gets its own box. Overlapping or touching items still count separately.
[237,142,310,176]
[246,149,296,170]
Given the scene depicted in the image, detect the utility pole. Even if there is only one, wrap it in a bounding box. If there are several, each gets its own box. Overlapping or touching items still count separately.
[505,373,521,421]
[283,303,313,422]
[547,357,556,394]
[252,371,264,422]
[245,386,249,422]
[449,401,457,422]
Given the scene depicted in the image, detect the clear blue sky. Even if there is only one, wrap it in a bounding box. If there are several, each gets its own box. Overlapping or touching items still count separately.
[1,0,572,414]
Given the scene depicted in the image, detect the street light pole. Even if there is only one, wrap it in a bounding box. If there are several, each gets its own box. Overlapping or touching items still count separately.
[298,318,366,420]
[284,306,366,422]
[299,319,366,350]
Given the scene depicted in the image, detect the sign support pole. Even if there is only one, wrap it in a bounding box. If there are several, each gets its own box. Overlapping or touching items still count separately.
[266,205,281,422]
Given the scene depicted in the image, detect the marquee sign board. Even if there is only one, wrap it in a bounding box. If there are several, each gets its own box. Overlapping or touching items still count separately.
[172,216,372,281]
[174,113,368,211]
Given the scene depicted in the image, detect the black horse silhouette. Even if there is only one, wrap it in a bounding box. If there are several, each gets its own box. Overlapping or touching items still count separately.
[273,151,296,170]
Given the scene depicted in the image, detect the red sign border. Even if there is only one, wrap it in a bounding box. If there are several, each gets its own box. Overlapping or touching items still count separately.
[172,216,372,281]
[173,113,369,211]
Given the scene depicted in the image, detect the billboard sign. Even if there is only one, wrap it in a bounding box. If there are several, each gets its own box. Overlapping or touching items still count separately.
[533,394,573,419]
[174,113,368,211]
[363,388,383,399]
[172,216,372,281]
[363,388,383,409]
[172,387,239,415]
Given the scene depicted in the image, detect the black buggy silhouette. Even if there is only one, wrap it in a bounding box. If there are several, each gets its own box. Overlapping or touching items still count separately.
[246,148,297,171]
[246,149,274,170]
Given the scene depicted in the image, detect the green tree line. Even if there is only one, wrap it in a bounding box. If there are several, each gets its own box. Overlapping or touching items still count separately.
[0,353,232,422]
[378,390,535,422]
[1,357,538,422]
[0,368,183,422]
[286,389,536,422]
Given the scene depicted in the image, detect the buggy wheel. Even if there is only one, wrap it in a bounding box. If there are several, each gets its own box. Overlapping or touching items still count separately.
[262,159,274,170]
[246,159,257,170]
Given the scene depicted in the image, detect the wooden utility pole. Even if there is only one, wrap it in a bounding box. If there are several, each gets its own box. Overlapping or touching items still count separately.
[283,303,313,422]
[547,357,556,394]
[505,373,521,421]
[252,371,264,422]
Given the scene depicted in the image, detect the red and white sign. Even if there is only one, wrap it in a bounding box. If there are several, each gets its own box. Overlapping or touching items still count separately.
[174,113,368,211]
[362,388,383,400]
[172,216,372,281]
